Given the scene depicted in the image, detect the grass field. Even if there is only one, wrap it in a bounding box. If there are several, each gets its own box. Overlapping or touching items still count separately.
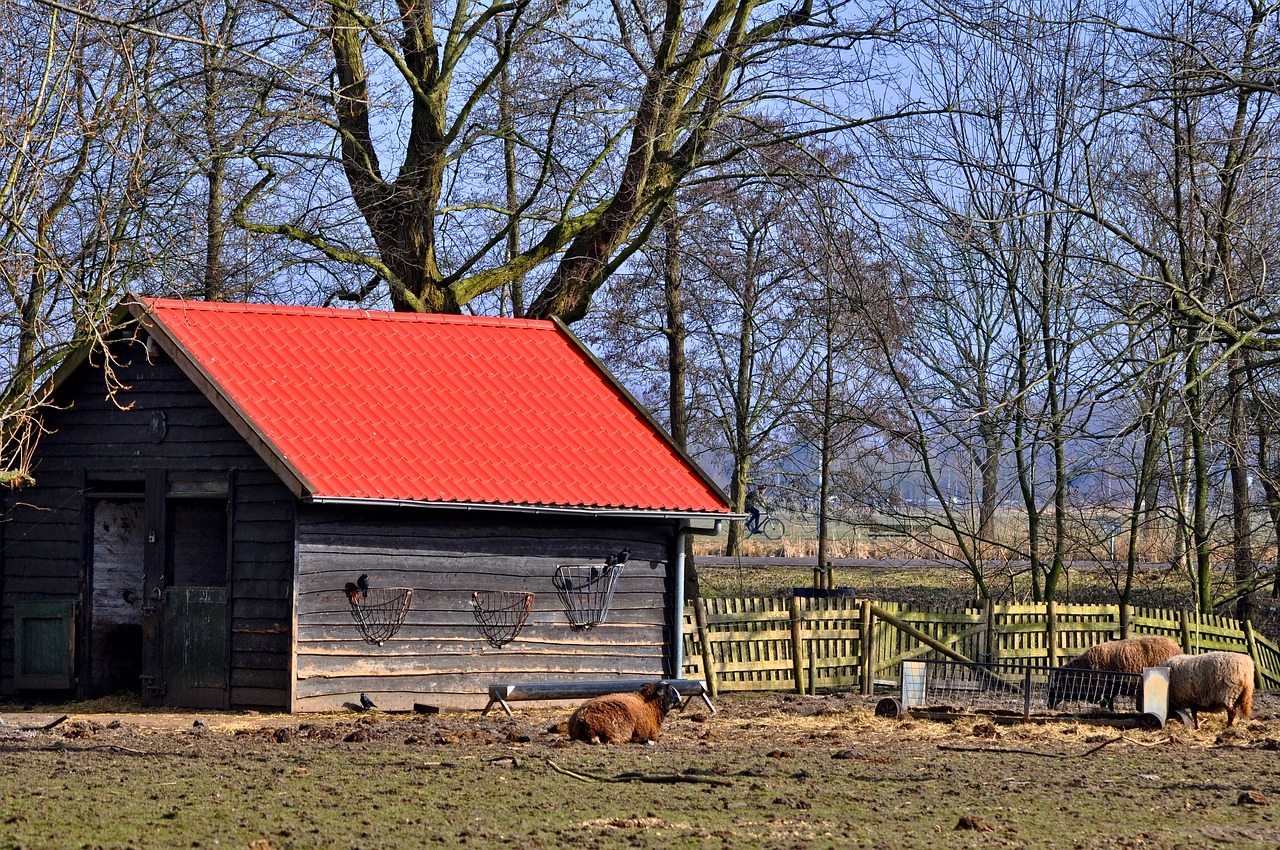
[3,693,1280,850]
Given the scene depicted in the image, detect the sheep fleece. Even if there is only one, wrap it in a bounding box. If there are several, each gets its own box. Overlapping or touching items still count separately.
[1166,651,1254,725]
[1063,635,1183,672]
[567,683,680,744]
[1048,635,1184,708]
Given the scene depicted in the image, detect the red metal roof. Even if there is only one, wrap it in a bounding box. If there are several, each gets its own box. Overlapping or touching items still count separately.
[132,298,729,513]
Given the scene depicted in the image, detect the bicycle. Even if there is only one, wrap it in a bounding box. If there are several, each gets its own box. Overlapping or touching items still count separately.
[745,512,785,540]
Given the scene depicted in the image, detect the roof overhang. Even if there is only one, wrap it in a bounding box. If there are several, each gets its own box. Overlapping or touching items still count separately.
[306,494,738,533]
[551,318,733,511]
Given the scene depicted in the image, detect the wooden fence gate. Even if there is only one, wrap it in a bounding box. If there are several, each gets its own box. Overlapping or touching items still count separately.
[683,596,1280,698]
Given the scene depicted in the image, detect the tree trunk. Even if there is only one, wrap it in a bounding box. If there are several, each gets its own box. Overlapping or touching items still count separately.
[1187,349,1213,614]
[1228,351,1254,622]
[496,17,523,318]
[725,263,756,557]
[817,290,834,571]
[661,205,698,597]
[204,156,226,301]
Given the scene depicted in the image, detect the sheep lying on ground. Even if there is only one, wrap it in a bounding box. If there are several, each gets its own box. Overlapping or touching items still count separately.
[1166,651,1254,728]
[567,682,682,744]
[1047,635,1183,710]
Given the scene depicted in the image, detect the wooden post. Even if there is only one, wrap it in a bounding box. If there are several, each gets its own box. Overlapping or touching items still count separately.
[825,562,835,590]
[694,597,717,699]
[1119,603,1130,640]
[813,567,822,589]
[789,596,804,695]
[808,641,818,695]
[984,598,995,664]
[859,599,874,695]
[1046,601,1058,669]
[1179,609,1193,654]
[1244,620,1264,691]
[1023,666,1033,719]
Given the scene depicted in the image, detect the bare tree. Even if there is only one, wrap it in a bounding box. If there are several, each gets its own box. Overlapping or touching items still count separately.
[0,7,162,482]
[226,0,908,320]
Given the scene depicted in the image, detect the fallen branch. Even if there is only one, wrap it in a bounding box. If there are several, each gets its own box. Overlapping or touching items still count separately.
[31,742,152,756]
[547,759,733,785]
[21,715,69,732]
[937,736,1125,759]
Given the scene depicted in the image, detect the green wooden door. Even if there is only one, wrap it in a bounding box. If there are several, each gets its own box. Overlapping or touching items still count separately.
[162,587,227,709]
[13,600,76,690]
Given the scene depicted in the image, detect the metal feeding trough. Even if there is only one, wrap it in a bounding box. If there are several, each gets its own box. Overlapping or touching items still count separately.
[876,659,1172,728]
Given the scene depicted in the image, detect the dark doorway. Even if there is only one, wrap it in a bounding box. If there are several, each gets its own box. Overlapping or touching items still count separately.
[88,499,145,696]
[162,498,229,708]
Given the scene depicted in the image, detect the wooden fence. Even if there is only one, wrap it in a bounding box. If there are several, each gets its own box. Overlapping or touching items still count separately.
[682,596,1280,698]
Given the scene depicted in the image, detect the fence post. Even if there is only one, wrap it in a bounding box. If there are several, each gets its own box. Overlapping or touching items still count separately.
[1023,666,1033,719]
[1244,620,1264,692]
[808,642,818,695]
[1179,609,1193,654]
[694,597,717,699]
[826,562,835,590]
[1119,602,1130,640]
[789,595,804,695]
[1046,601,1058,669]
[812,567,822,589]
[860,599,874,695]
[984,598,995,664]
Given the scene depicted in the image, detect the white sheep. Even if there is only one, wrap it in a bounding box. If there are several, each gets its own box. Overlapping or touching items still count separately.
[567,682,682,744]
[1165,651,1254,728]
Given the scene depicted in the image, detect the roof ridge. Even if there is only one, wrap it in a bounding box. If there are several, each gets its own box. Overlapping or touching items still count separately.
[141,297,551,329]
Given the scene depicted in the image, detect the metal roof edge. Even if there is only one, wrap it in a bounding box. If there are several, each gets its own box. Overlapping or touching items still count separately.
[124,295,317,500]
[549,316,733,511]
[306,495,739,525]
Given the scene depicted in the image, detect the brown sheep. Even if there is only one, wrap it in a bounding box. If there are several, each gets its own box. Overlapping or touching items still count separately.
[1166,651,1254,728]
[567,682,682,744]
[1047,635,1182,710]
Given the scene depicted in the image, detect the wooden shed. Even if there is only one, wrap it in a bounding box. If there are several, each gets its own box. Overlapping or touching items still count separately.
[0,297,731,711]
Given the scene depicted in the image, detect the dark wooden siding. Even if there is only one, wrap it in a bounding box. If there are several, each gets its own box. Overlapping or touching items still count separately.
[0,335,296,709]
[295,504,678,710]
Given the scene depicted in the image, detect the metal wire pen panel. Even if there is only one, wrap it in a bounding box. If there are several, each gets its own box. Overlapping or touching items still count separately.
[901,659,1142,716]
[348,587,413,645]
[902,660,1032,713]
[553,564,621,629]
[1045,665,1145,712]
[472,591,534,647]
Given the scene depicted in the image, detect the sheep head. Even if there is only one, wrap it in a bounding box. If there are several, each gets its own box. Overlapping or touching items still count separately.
[639,682,682,716]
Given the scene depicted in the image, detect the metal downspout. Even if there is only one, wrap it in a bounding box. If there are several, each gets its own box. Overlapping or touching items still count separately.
[670,518,721,679]
[673,521,686,678]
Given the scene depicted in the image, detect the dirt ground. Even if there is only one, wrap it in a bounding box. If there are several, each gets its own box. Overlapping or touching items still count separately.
[3,691,1280,850]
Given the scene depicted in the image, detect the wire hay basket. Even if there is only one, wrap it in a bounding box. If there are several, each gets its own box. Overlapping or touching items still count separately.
[472,591,534,647]
[553,564,622,629]
[348,587,414,645]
